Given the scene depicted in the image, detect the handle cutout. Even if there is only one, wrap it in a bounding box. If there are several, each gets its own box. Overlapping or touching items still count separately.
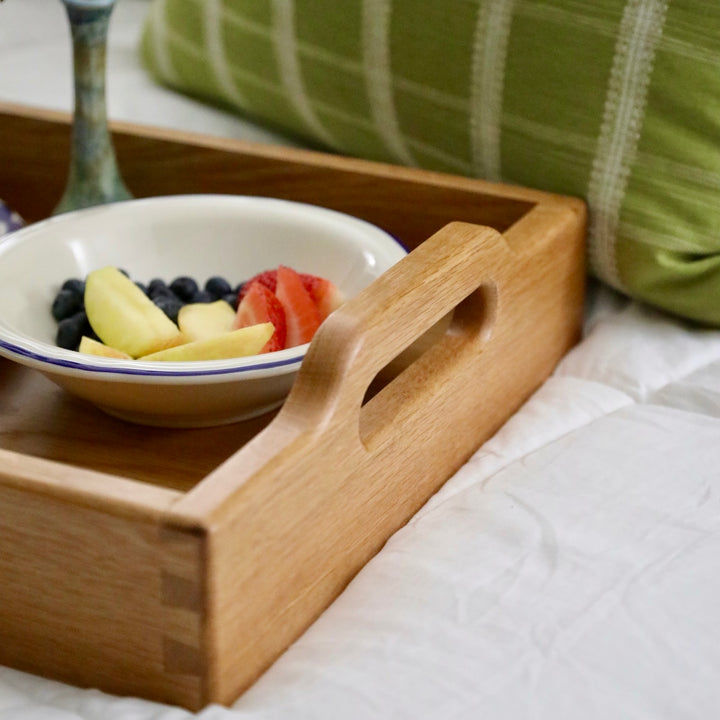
[360,283,498,449]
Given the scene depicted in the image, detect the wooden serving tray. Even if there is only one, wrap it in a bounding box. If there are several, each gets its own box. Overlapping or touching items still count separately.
[0,102,586,710]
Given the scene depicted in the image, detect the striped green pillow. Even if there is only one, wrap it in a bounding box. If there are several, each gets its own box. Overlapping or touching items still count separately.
[140,0,720,326]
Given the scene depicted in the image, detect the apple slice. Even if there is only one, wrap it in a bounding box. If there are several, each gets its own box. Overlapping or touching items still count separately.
[139,323,274,362]
[78,335,132,359]
[85,266,184,358]
[178,300,235,342]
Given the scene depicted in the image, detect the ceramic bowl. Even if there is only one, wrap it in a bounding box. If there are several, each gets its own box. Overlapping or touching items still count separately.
[0,195,406,427]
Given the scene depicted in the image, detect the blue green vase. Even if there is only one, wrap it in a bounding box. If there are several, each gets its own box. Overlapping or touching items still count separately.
[54,0,132,215]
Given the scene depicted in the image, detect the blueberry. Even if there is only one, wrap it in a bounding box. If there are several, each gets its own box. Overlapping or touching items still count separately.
[148,283,176,302]
[223,292,239,310]
[56,310,89,351]
[135,281,148,295]
[169,276,198,302]
[205,276,232,298]
[191,289,214,304]
[153,294,183,323]
[61,278,85,296]
[51,288,83,322]
[147,278,168,296]
[155,288,178,302]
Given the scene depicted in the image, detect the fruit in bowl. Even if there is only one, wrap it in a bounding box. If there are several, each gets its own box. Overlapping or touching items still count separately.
[0,195,406,427]
[54,263,346,361]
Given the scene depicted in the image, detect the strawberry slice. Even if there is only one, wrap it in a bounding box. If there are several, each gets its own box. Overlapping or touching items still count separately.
[238,268,344,320]
[275,265,321,347]
[234,281,286,353]
[301,274,345,321]
[237,269,277,300]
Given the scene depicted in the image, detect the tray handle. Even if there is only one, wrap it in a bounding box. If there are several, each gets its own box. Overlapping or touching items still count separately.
[281,221,509,448]
[166,214,584,706]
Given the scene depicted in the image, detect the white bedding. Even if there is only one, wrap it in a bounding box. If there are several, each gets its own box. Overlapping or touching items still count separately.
[2,3,719,719]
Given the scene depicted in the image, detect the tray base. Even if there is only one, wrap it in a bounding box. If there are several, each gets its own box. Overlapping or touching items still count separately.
[0,359,275,492]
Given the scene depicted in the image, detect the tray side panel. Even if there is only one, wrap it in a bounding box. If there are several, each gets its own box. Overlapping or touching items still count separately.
[0,482,208,709]
[199,207,586,703]
[0,105,535,249]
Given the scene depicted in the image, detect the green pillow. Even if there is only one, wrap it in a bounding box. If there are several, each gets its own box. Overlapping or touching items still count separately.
[140,0,720,326]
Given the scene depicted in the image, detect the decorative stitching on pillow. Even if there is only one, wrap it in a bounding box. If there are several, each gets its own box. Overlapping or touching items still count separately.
[588,0,669,291]
[362,0,416,167]
[147,0,179,86]
[470,0,516,181]
[204,0,247,106]
[271,0,337,148]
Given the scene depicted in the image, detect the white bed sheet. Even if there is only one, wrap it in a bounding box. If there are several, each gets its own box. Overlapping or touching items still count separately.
[2,3,719,719]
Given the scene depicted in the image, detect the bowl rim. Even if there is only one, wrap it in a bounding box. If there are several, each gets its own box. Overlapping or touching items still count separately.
[0,334,308,383]
[0,193,407,383]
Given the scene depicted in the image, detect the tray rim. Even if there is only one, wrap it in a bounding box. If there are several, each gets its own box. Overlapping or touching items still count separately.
[0,100,584,209]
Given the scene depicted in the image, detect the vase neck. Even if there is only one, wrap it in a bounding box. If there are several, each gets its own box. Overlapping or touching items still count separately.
[54,0,131,214]
[66,4,112,125]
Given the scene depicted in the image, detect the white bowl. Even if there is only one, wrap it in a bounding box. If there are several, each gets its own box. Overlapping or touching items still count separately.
[0,195,406,427]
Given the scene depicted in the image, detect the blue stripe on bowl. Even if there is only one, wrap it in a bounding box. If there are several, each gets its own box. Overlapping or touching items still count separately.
[0,338,305,377]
